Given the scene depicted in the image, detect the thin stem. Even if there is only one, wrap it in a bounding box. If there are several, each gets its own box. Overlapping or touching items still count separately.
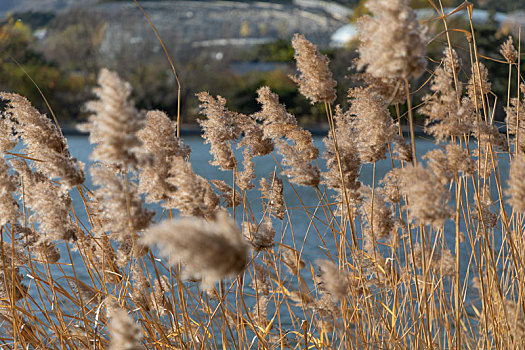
[404,79,417,165]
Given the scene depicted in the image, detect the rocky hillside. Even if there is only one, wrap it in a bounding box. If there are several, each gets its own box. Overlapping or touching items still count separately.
[0,0,98,16]
[42,1,349,63]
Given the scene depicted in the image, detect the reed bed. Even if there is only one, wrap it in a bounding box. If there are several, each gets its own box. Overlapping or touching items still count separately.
[0,0,524,348]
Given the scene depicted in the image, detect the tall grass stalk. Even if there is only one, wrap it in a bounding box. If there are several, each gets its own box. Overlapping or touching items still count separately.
[0,1,524,349]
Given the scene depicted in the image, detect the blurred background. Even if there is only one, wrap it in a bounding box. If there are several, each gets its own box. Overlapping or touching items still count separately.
[1,0,524,128]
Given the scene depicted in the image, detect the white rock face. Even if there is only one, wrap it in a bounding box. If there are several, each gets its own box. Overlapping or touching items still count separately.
[87,1,348,62]
[1,0,98,16]
[3,0,351,63]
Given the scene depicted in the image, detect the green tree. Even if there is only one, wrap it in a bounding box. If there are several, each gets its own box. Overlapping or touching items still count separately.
[0,18,93,123]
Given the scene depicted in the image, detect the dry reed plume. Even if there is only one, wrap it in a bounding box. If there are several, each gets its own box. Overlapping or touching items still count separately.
[0,92,85,188]
[356,0,426,80]
[290,33,337,104]
[0,1,524,349]
[141,212,249,290]
[79,68,146,168]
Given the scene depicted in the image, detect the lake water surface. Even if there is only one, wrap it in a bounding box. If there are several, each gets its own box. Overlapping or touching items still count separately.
[65,135,510,277]
[66,136,450,263]
[28,135,510,332]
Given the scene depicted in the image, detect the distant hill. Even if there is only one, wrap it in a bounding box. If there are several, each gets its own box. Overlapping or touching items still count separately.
[2,0,349,17]
[2,0,525,19]
[81,1,348,63]
[0,0,98,16]
[333,0,525,13]
[299,0,525,12]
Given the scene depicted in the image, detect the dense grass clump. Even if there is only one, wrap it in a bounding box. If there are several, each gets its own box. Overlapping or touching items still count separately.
[0,1,524,348]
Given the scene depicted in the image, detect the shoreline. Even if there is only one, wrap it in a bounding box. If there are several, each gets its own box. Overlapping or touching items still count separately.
[61,123,430,137]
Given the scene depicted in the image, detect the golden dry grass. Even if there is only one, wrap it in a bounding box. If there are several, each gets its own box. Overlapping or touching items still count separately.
[0,0,524,349]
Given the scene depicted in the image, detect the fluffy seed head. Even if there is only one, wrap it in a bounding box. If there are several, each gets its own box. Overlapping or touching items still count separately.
[500,36,518,63]
[282,248,306,276]
[503,300,525,341]
[467,63,491,108]
[354,72,406,104]
[423,144,475,185]
[472,120,508,152]
[90,165,153,268]
[197,92,242,170]
[80,68,145,168]
[0,92,84,187]
[316,260,350,301]
[442,48,461,77]
[91,165,153,239]
[380,169,402,204]
[251,265,270,327]
[276,140,320,187]
[322,105,361,196]
[0,267,27,302]
[420,58,474,141]
[357,0,427,80]
[349,87,397,163]
[13,160,77,242]
[505,84,525,153]
[141,212,249,289]
[507,154,525,212]
[165,157,219,217]
[392,134,412,163]
[137,110,190,203]
[237,114,274,157]
[243,217,275,251]
[254,87,318,160]
[259,173,285,220]
[211,180,241,208]
[0,97,18,152]
[282,248,305,275]
[107,301,143,350]
[290,33,337,104]
[0,157,19,226]
[254,86,297,132]
[237,148,256,191]
[396,164,451,228]
[360,186,394,242]
[471,199,498,230]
